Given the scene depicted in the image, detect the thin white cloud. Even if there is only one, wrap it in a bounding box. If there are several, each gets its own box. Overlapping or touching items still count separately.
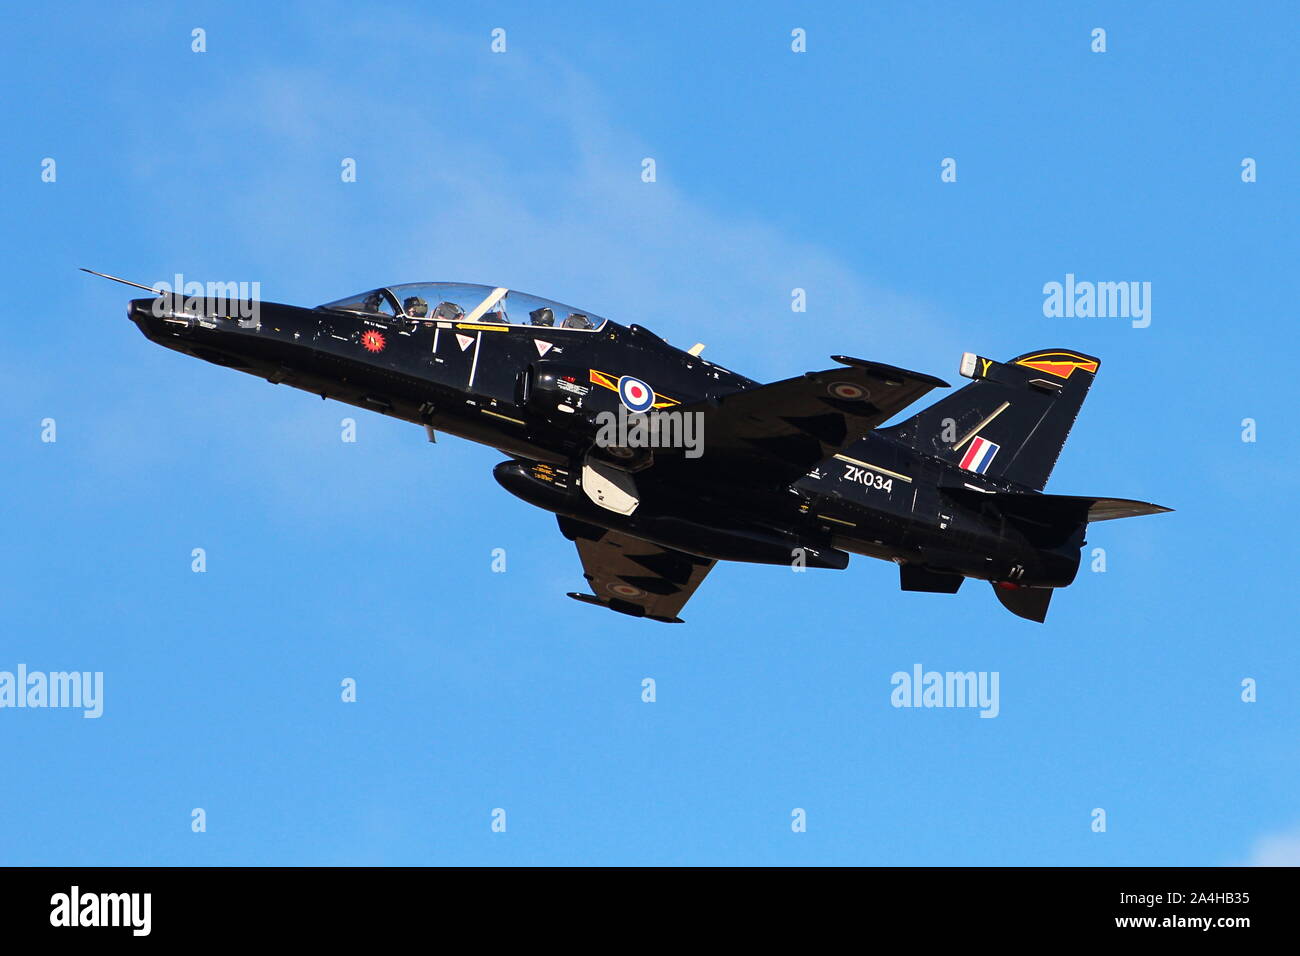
[155,17,951,382]
[1241,824,1300,866]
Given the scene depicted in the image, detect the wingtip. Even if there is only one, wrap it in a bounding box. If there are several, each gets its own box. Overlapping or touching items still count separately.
[1117,501,1175,518]
[566,591,683,623]
[831,355,950,389]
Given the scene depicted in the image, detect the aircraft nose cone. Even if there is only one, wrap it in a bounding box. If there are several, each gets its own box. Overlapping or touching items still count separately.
[127,295,183,340]
[128,296,158,328]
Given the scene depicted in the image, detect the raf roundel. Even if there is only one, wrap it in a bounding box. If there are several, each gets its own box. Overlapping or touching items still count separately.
[828,381,868,401]
[617,375,656,413]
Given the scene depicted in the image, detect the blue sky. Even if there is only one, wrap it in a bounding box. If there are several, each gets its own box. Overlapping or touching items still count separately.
[2,1,1297,865]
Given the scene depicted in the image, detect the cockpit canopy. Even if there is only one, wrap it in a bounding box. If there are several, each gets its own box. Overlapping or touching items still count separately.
[320,282,609,331]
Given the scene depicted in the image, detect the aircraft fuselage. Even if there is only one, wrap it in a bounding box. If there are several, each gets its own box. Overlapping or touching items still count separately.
[127,291,1081,593]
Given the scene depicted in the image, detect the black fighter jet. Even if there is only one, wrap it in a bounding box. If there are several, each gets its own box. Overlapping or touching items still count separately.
[85,270,1170,623]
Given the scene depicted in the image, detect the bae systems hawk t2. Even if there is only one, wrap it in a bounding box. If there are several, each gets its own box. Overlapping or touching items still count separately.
[86,270,1170,623]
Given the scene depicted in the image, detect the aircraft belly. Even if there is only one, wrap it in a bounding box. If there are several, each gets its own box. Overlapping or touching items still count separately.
[494,461,845,567]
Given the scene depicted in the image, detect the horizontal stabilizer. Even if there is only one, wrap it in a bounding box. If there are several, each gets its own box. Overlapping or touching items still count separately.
[1076,497,1174,522]
[942,488,1172,525]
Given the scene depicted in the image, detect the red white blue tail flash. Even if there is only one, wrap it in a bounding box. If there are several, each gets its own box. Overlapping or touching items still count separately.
[960,435,1000,474]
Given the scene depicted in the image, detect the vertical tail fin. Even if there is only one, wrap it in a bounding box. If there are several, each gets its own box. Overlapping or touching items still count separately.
[879,348,1100,491]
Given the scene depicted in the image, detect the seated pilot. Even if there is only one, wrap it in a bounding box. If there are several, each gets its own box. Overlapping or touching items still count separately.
[562,312,593,330]
[529,307,555,327]
[480,311,508,324]
[403,296,429,318]
[362,291,386,313]
[432,301,465,321]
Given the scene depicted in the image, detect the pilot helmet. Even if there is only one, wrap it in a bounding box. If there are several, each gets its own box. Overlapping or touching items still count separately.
[529,307,555,327]
[403,296,429,318]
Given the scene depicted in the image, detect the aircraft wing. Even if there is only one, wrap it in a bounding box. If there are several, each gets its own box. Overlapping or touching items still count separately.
[670,356,948,481]
[559,517,714,623]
